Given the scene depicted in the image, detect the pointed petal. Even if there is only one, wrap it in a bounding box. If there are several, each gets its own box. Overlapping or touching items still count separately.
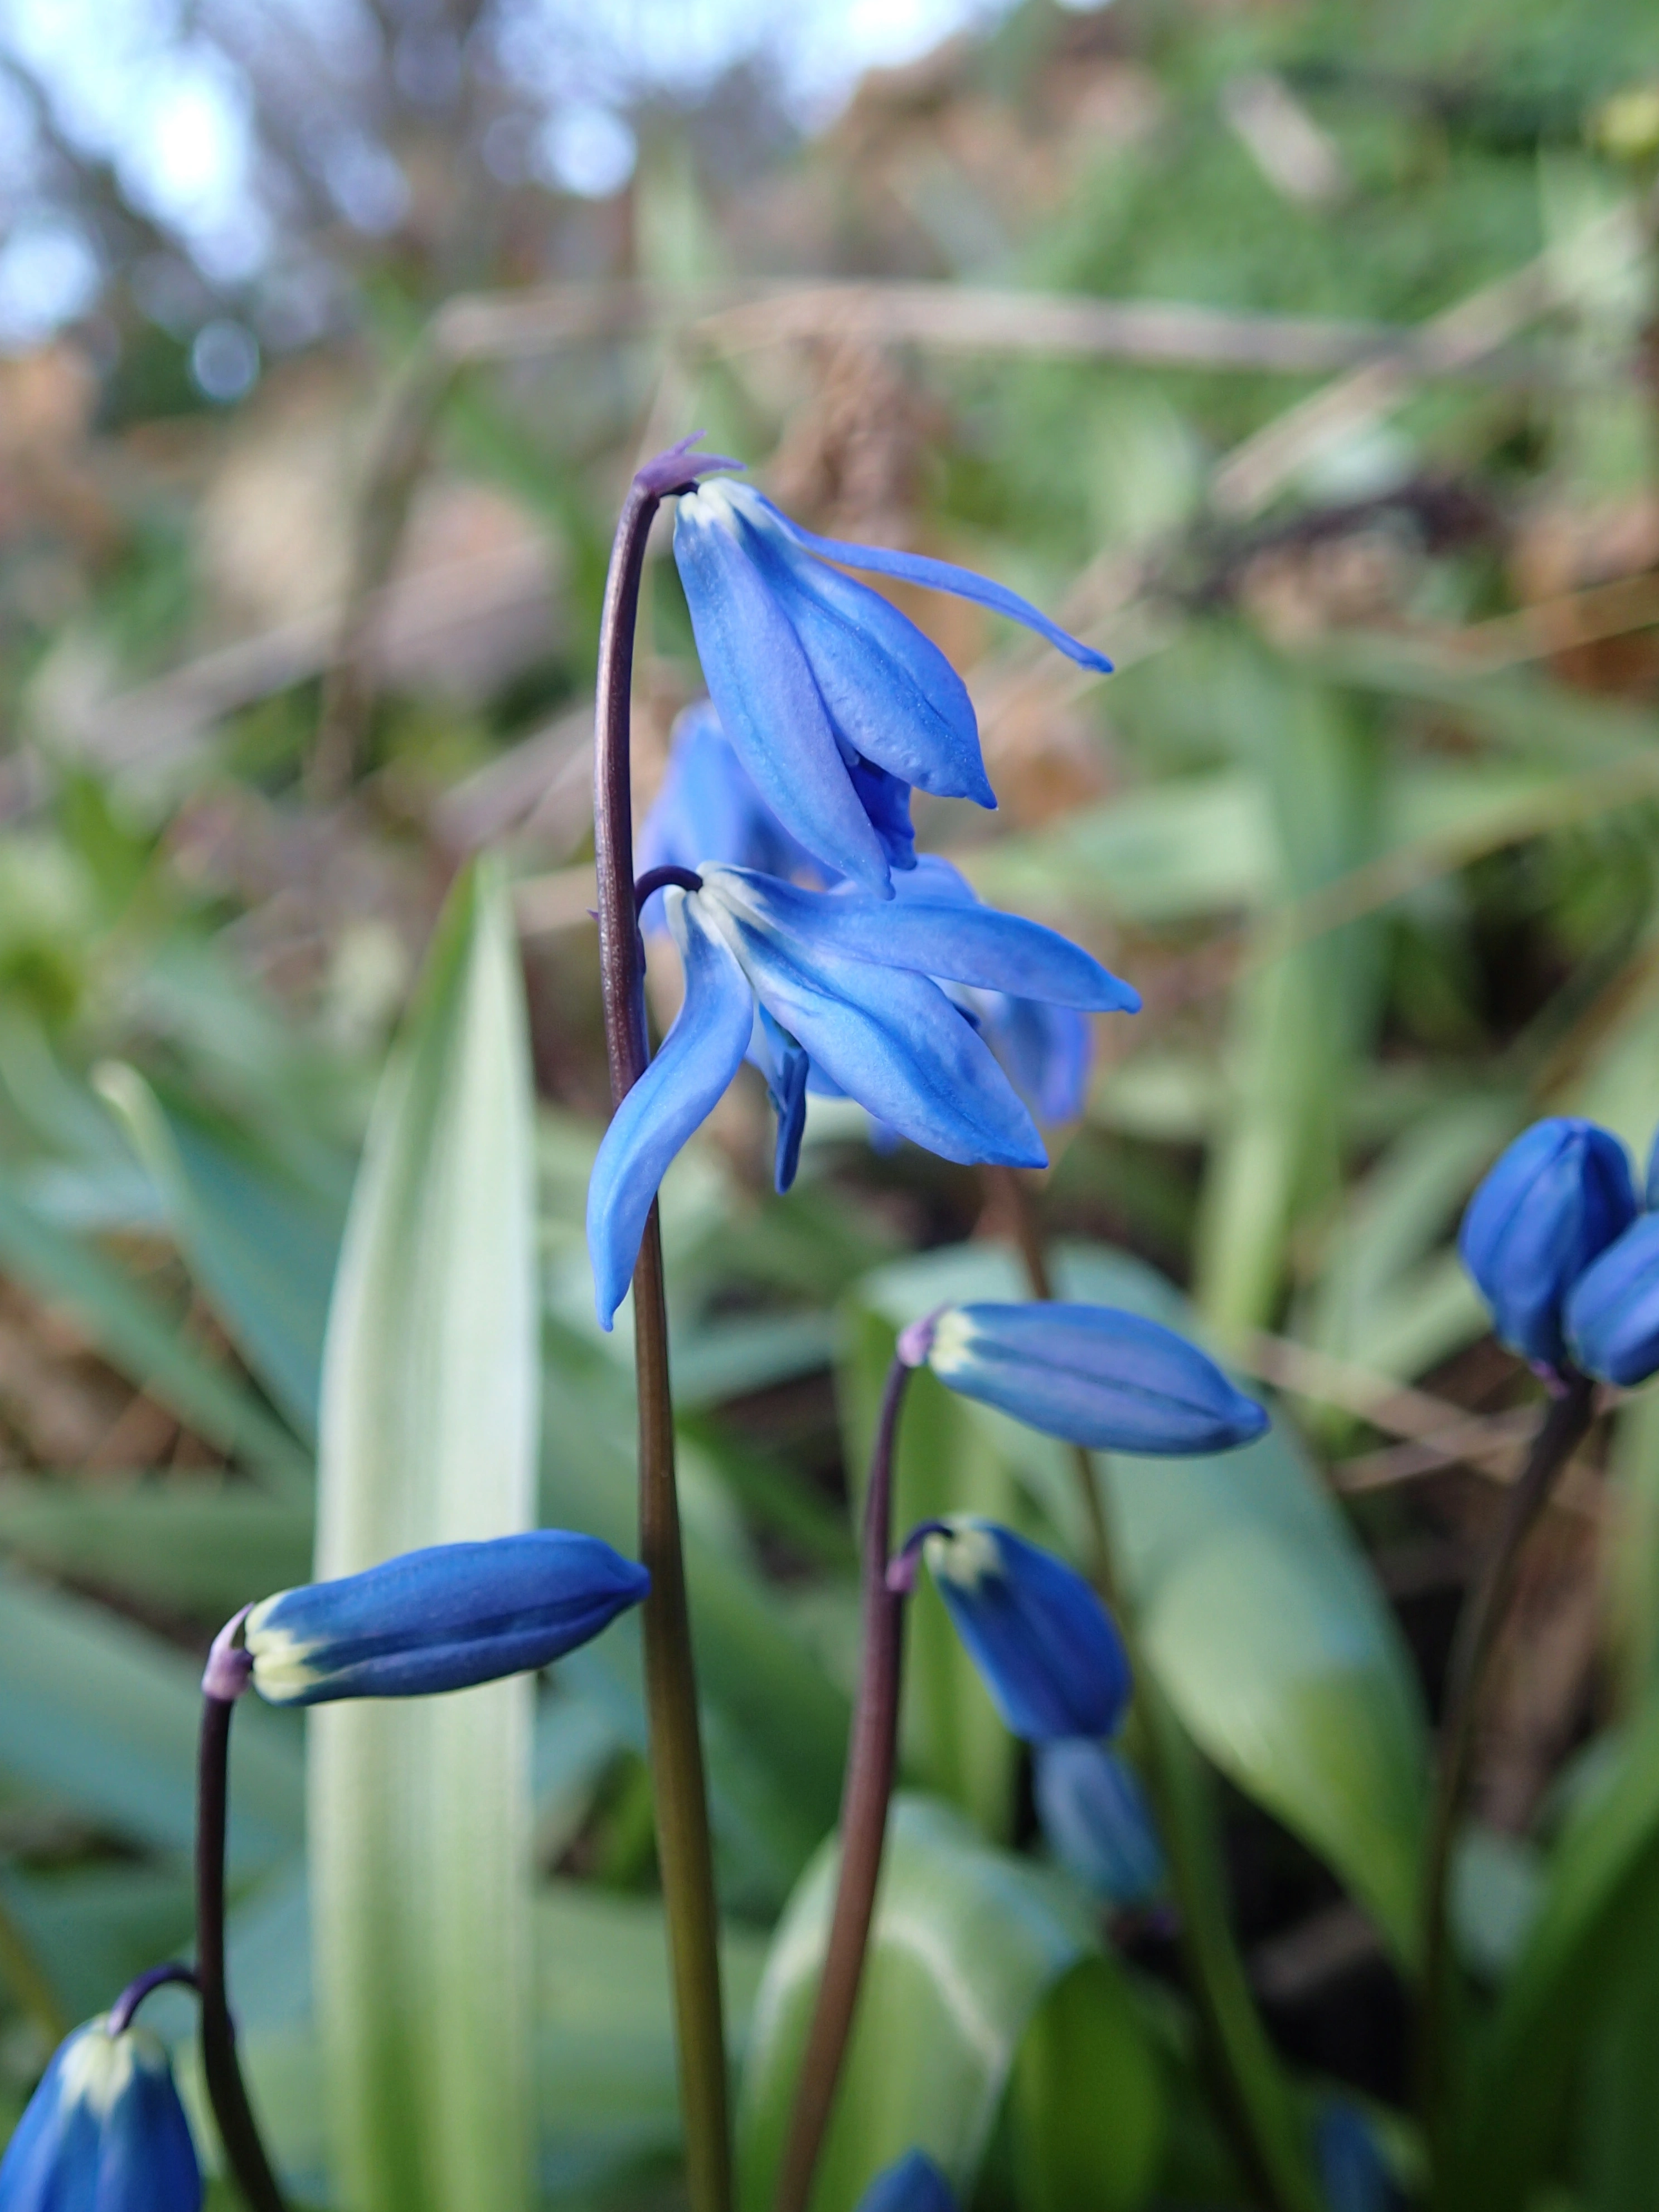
[748,489,1113,674]
[753,1005,811,1193]
[707,895,1044,1170]
[740,513,993,803]
[673,496,891,892]
[716,867,1139,1012]
[586,892,754,1327]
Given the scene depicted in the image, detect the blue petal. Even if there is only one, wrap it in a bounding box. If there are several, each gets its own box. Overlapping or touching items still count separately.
[749,489,1113,675]
[638,703,822,927]
[982,995,1093,1124]
[707,890,1045,1170]
[245,1531,651,1704]
[1647,1122,1659,1211]
[847,755,918,872]
[1459,1117,1636,1365]
[1,2022,203,2212]
[753,1005,811,1194]
[587,889,755,1327]
[926,1302,1268,1454]
[853,2150,957,2212]
[1565,1211,1659,1385]
[719,866,1139,1012]
[737,505,993,803]
[674,496,891,892]
[1314,2104,1398,2212]
[925,1517,1131,1741]
[1034,1739,1165,1906]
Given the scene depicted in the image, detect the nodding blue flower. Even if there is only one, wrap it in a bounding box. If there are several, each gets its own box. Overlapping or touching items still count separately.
[1314,2102,1398,2212]
[896,1515,1131,1742]
[907,1300,1268,1455]
[672,478,1111,894]
[242,1532,649,1705]
[1565,1210,1659,1385]
[853,2148,957,2212]
[1459,1117,1636,1367]
[0,2016,202,2212]
[1034,1739,1165,1908]
[587,867,1136,1327]
[637,702,822,930]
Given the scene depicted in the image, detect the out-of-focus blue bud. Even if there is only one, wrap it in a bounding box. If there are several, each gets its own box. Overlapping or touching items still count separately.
[852,2148,957,2212]
[243,1531,649,1706]
[1033,1739,1165,1907]
[1314,2101,1396,2212]
[900,1516,1131,1742]
[0,2016,202,2212]
[1564,1211,1659,1385]
[1458,1117,1636,1366]
[910,1300,1268,1455]
[637,702,822,929]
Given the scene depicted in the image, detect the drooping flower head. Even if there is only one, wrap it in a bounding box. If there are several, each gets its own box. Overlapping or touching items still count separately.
[1033,1739,1165,1908]
[1458,1116,1636,1367]
[240,1531,649,1705]
[672,479,1111,895]
[892,1515,1131,1742]
[586,870,1137,1327]
[904,1298,1269,1456]
[0,2015,202,2212]
[852,2148,957,2212]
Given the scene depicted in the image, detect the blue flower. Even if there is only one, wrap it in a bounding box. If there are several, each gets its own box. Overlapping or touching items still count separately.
[637,702,822,930]
[1564,1210,1659,1385]
[0,2016,202,2212]
[909,1300,1268,1454]
[1033,1739,1165,1907]
[1314,2102,1397,2212]
[900,1515,1131,1742]
[242,1532,649,1705]
[587,867,1136,1327]
[1459,1117,1636,1366]
[852,2148,957,2212]
[672,479,1110,894]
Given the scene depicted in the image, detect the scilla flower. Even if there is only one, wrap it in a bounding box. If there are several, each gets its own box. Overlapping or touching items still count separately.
[853,2149,957,2212]
[891,1516,1131,1742]
[1565,1211,1659,1385]
[1034,1739,1165,1908]
[1314,2102,1398,2212]
[672,478,1111,894]
[0,2016,201,2212]
[901,1299,1268,1456]
[1459,1117,1636,1366]
[241,1531,649,1705]
[588,868,1136,1327]
[637,702,822,929]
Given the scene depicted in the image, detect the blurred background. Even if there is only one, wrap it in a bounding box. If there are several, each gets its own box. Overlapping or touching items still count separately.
[6,0,1659,2200]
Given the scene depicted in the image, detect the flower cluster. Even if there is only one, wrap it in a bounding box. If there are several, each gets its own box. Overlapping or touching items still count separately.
[1460,1114,1659,1385]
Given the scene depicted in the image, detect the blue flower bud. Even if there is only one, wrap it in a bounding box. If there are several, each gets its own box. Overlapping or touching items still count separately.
[1033,1739,1165,1907]
[1314,2101,1397,2212]
[0,2016,202,2212]
[1564,1210,1659,1385]
[244,1531,649,1706]
[1458,1117,1636,1366]
[905,1516,1131,1742]
[913,1301,1268,1455]
[853,2148,957,2212]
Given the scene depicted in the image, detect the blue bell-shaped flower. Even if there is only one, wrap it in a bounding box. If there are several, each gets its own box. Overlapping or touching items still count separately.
[852,2148,957,2212]
[1564,1210,1659,1386]
[0,2015,202,2211]
[1033,1739,1165,1908]
[586,868,1136,1326]
[637,702,823,928]
[910,1299,1268,1455]
[242,1531,649,1705]
[672,479,1110,894]
[901,1516,1131,1742]
[1314,2101,1398,2212]
[1458,1117,1636,1366]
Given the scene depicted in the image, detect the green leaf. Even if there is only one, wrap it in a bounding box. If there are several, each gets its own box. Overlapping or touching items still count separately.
[0,1477,313,1615]
[737,1795,1105,2212]
[308,858,540,2212]
[1449,1697,1659,2211]
[0,1560,302,1872]
[96,1068,346,1442]
[0,1173,309,1495]
[1006,1958,1167,2212]
[846,1240,1428,1964]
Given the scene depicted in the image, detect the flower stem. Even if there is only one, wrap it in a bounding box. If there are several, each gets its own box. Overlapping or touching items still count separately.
[197,1686,289,2212]
[595,450,730,2212]
[774,1353,914,2212]
[1418,1370,1595,2142]
[984,1162,1317,2212]
[108,1963,198,2038]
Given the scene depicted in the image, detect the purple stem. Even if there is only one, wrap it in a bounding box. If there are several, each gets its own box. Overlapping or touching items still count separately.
[635,864,705,913]
[107,1963,199,2038]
